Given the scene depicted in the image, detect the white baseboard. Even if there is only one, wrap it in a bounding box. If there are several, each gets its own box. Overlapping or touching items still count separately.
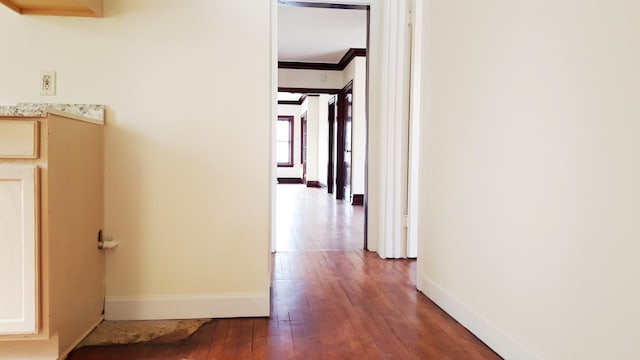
[419,275,537,360]
[104,292,270,321]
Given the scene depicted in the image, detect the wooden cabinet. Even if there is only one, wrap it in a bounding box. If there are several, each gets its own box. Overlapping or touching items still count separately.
[0,0,103,17]
[0,114,105,359]
[0,166,38,334]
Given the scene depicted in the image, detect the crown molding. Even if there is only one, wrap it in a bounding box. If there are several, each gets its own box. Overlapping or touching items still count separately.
[277,1,368,11]
[278,87,341,95]
[278,48,366,71]
[278,94,309,106]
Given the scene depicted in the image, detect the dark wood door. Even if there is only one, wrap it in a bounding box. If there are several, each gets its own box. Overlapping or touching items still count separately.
[301,112,308,184]
[327,97,336,194]
[336,82,353,201]
[343,92,352,201]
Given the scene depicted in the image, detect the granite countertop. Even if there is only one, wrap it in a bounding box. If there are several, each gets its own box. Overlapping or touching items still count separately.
[0,103,105,125]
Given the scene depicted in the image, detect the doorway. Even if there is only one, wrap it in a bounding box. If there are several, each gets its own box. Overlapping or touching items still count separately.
[275,2,370,254]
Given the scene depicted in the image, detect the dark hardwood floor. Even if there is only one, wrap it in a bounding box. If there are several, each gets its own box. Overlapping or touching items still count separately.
[67,185,500,360]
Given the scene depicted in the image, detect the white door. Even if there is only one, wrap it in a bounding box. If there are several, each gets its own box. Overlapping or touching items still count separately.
[0,166,38,334]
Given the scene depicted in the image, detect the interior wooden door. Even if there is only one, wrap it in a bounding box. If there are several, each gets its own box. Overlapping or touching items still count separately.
[301,112,308,184]
[327,98,336,194]
[343,91,353,201]
[336,82,353,201]
[0,166,38,334]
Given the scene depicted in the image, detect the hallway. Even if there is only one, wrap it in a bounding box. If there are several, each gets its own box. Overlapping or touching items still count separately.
[68,186,499,359]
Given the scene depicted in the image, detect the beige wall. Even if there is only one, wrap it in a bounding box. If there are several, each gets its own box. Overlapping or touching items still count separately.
[279,68,343,89]
[419,1,640,359]
[0,0,272,320]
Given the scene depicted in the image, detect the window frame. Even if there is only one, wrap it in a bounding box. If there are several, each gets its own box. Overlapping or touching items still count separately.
[276,115,295,167]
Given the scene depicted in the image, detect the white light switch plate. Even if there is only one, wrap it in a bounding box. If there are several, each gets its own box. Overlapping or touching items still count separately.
[40,71,56,96]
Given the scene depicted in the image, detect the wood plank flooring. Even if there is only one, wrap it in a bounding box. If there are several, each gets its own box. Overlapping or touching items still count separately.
[67,185,500,360]
[276,185,364,251]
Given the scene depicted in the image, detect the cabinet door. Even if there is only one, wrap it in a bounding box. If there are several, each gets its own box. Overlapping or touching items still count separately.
[0,166,38,334]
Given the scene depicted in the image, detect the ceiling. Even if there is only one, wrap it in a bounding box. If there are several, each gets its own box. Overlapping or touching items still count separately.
[278,5,367,63]
[278,92,304,102]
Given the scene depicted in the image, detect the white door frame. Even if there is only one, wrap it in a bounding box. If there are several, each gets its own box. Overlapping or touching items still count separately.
[407,0,424,259]
[371,0,415,259]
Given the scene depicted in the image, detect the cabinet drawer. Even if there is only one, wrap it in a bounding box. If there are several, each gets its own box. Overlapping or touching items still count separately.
[0,120,39,159]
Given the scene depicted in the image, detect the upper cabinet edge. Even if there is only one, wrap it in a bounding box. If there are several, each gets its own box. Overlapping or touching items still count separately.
[0,0,103,18]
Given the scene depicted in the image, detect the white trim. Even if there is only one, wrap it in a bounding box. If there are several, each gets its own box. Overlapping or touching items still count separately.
[270,0,278,256]
[104,293,270,321]
[406,0,423,259]
[376,0,412,259]
[419,275,539,360]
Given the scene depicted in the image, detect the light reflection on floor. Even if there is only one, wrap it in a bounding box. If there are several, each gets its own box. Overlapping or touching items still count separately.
[275,184,364,252]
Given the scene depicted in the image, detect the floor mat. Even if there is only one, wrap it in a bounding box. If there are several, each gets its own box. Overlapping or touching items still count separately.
[78,319,211,347]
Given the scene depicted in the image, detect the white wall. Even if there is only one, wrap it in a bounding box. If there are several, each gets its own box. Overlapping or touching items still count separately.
[0,0,272,321]
[279,68,343,89]
[343,57,367,196]
[418,1,640,359]
[317,94,332,187]
[277,104,303,179]
[301,96,320,183]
